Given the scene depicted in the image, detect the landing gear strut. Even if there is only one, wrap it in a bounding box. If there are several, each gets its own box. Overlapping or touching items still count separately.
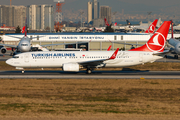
[86,67,92,74]
[10,48,15,56]
[22,70,25,74]
[174,55,178,59]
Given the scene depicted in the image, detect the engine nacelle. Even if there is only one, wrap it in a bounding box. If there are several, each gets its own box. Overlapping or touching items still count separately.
[63,63,79,72]
[175,42,180,55]
[0,47,7,54]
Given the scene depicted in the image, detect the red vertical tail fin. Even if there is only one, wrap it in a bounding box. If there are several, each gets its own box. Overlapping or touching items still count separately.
[21,26,25,33]
[129,21,171,52]
[114,22,117,26]
[104,18,110,26]
[145,19,158,34]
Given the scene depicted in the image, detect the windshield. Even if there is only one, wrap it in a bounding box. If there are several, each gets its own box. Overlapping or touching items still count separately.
[21,44,28,46]
[13,56,19,58]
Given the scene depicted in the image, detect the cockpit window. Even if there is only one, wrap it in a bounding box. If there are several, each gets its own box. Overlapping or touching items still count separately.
[13,56,19,58]
[21,44,28,46]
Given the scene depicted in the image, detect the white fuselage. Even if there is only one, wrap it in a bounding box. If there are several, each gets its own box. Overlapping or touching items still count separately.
[6,51,163,70]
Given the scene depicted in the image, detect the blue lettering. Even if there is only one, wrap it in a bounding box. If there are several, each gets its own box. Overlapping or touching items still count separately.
[32,53,76,57]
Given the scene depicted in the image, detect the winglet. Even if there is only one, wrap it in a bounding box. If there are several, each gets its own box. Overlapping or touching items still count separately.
[107,45,112,51]
[109,48,119,59]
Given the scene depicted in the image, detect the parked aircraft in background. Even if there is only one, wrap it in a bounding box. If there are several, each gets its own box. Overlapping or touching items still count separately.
[167,20,180,59]
[0,21,88,55]
[89,18,117,32]
[144,19,158,34]
[115,19,159,33]
[6,21,170,74]
[0,23,32,55]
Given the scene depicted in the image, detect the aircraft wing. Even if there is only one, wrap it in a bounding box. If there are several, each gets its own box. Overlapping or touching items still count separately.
[78,48,119,67]
[0,43,17,48]
[6,35,23,39]
[41,42,88,47]
[133,26,148,31]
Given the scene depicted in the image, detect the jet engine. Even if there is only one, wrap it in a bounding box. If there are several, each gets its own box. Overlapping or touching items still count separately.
[63,63,79,72]
[175,42,180,55]
[0,47,7,54]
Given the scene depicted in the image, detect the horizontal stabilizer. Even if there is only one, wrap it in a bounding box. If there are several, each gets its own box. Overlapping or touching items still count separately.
[153,50,170,56]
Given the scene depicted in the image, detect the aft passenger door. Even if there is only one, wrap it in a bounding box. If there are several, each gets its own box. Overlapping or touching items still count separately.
[139,53,143,62]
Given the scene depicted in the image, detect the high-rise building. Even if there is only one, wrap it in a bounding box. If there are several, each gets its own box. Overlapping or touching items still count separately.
[27,5,54,30]
[1,5,13,27]
[27,5,37,30]
[13,6,26,28]
[93,0,99,19]
[87,1,92,23]
[44,5,54,31]
[100,6,111,24]
[0,5,26,27]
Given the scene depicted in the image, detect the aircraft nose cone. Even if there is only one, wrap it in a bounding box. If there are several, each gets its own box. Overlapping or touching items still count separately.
[6,59,13,66]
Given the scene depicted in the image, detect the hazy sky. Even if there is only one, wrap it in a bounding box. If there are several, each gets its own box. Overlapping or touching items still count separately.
[1,0,180,15]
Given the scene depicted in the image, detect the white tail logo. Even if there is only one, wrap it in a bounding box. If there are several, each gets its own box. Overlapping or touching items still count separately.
[149,34,162,46]
[146,32,166,52]
[149,25,154,31]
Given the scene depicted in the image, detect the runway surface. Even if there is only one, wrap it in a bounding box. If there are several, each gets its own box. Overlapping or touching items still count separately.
[0,70,180,79]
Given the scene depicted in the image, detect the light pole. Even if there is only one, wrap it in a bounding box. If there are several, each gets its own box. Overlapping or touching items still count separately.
[80,11,84,31]
[113,11,117,25]
[147,12,152,26]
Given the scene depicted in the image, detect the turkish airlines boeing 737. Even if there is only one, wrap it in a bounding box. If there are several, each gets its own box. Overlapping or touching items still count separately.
[6,21,171,74]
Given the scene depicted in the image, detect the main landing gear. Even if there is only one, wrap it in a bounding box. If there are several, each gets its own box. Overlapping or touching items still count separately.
[86,67,92,74]
[174,55,179,59]
[10,48,15,56]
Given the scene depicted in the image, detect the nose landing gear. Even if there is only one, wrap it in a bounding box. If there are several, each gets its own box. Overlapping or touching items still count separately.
[174,55,179,59]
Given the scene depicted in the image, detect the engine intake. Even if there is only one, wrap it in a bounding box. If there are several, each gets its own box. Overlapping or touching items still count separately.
[0,47,7,54]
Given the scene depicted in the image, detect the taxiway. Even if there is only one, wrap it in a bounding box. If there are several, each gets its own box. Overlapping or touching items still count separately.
[0,70,180,79]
